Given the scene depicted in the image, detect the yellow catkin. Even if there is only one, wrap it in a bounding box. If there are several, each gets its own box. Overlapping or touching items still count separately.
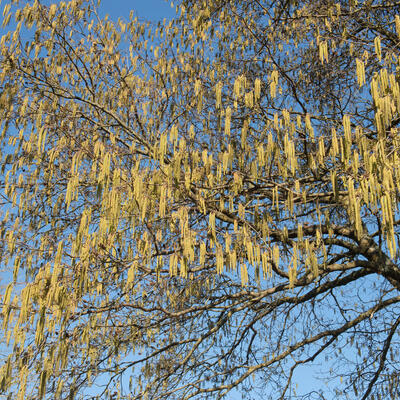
[224,107,232,136]
[254,78,261,101]
[396,15,400,38]
[240,263,248,286]
[319,41,328,63]
[215,81,222,108]
[374,36,381,61]
[356,58,365,87]
[270,70,278,98]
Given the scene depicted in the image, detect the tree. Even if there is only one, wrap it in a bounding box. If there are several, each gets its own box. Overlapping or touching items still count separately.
[1,0,400,398]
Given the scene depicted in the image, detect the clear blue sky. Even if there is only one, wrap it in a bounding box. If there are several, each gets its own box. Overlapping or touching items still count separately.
[98,0,176,22]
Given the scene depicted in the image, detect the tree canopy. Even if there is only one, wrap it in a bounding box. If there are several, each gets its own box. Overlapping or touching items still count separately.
[1,0,400,399]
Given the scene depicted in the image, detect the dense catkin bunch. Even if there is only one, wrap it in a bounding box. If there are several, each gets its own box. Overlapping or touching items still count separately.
[1,0,400,399]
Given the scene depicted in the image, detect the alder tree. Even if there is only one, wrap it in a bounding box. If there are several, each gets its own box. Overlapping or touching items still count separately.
[1,0,400,399]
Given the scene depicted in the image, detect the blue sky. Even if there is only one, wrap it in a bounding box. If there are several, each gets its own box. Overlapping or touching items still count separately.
[98,0,176,22]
